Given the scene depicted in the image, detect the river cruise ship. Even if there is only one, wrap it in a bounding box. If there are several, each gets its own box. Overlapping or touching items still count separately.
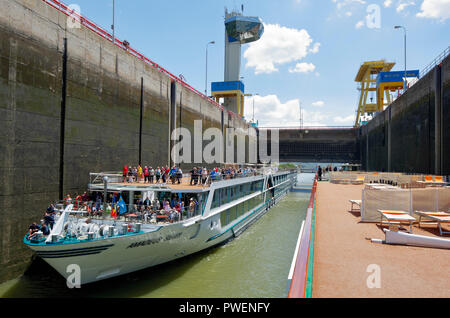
[24,168,297,285]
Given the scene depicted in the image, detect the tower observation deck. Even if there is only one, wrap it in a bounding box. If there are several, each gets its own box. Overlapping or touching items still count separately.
[212,8,264,117]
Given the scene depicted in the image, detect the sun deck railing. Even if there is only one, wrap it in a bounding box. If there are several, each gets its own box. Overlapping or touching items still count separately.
[51,199,201,226]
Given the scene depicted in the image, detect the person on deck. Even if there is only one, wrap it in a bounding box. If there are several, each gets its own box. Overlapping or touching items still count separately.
[46,204,55,214]
[155,167,161,184]
[127,167,133,183]
[144,166,149,183]
[122,165,128,183]
[137,165,143,183]
[40,222,50,236]
[149,167,155,184]
[176,167,183,184]
[161,167,167,184]
[170,166,177,184]
[27,223,41,239]
[189,167,195,185]
[44,211,55,230]
[188,199,195,218]
[202,168,208,185]
[132,167,138,183]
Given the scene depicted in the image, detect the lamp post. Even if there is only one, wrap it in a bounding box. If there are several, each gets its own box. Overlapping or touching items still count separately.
[394,25,407,91]
[252,93,259,123]
[205,41,215,96]
[111,0,115,44]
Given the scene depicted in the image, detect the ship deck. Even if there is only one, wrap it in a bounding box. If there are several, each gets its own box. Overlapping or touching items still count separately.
[108,178,206,191]
[312,181,450,298]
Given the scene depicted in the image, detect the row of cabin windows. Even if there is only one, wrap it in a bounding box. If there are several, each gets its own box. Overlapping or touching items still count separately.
[273,174,288,186]
[274,180,291,196]
[220,194,264,227]
[211,180,264,209]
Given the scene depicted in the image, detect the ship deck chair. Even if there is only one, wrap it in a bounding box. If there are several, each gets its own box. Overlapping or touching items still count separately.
[351,176,365,185]
[432,176,447,187]
[377,210,416,233]
[417,175,434,186]
[349,200,361,213]
[414,211,450,236]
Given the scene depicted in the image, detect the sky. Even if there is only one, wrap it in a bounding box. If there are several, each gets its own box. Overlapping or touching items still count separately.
[65,0,449,127]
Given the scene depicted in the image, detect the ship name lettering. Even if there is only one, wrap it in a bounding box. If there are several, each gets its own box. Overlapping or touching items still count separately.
[126,233,182,249]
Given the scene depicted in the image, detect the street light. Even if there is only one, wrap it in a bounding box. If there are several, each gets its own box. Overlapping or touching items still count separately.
[394,25,407,91]
[112,0,115,44]
[252,93,259,123]
[205,41,215,96]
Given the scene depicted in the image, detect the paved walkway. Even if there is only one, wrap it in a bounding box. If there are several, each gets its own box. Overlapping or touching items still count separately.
[312,181,450,298]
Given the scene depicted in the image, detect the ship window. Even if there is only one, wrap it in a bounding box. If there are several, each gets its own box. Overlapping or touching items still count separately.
[220,209,227,226]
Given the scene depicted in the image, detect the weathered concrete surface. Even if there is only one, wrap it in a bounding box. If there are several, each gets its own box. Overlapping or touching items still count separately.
[274,128,360,163]
[360,54,449,174]
[0,0,255,283]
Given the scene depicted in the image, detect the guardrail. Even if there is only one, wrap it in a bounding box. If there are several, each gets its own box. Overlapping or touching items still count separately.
[420,46,450,77]
[41,0,243,120]
[288,173,318,298]
[258,126,355,130]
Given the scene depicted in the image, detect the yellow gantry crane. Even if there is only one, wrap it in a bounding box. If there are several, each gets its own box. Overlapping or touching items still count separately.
[354,60,395,127]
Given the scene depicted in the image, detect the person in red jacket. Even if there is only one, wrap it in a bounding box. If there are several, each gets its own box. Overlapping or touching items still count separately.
[144,166,149,183]
[123,165,128,183]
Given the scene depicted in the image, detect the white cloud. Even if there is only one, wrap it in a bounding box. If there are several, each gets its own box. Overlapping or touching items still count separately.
[288,62,316,73]
[355,20,365,28]
[396,1,416,12]
[309,42,321,54]
[303,109,328,126]
[244,95,301,127]
[384,0,393,7]
[311,101,325,107]
[334,114,355,124]
[243,95,328,127]
[332,0,367,10]
[332,0,367,17]
[416,0,450,21]
[244,24,319,75]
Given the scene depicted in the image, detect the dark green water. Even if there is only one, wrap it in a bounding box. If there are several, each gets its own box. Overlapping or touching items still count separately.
[0,175,312,298]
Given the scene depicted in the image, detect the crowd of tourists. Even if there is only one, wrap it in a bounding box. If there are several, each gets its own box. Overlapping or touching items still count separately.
[122,164,258,186]
[122,165,183,184]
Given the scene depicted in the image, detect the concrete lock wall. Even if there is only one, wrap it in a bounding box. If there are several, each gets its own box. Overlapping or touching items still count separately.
[360,54,449,175]
[277,128,360,163]
[0,0,255,283]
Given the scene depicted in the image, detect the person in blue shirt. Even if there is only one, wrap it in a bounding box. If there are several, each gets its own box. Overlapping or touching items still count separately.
[41,222,50,236]
[169,166,177,184]
[27,223,41,239]
[44,212,55,230]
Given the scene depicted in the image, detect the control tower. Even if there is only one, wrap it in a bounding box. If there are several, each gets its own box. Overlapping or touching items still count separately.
[212,8,264,117]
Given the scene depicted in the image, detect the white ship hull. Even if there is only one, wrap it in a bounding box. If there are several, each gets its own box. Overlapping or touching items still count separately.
[26,171,296,285]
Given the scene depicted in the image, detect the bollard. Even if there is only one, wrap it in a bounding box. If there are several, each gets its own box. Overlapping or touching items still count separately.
[108,226,114,237]
[135,223,142,233]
